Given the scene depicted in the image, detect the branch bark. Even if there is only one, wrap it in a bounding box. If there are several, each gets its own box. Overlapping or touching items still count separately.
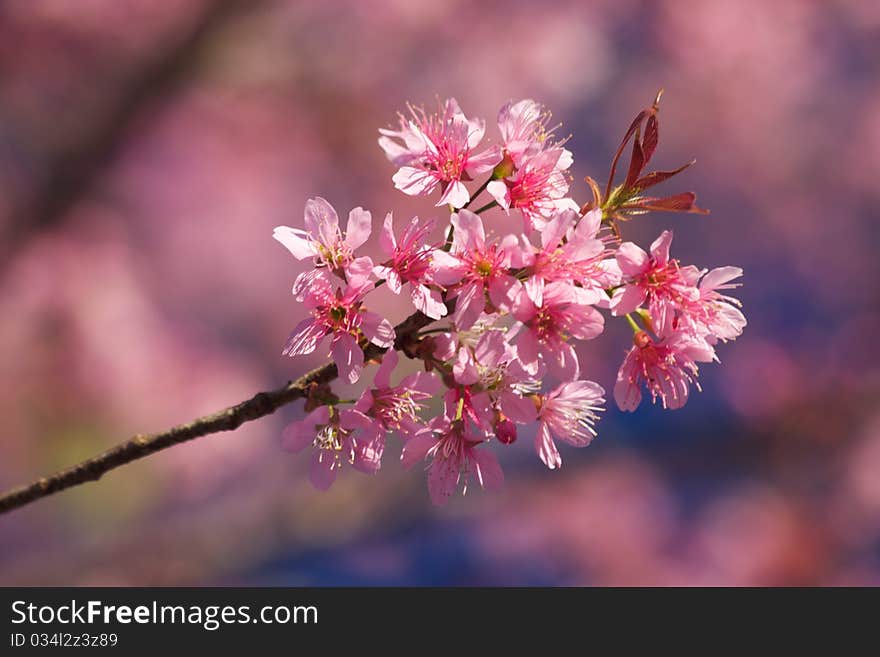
[0,307,438,516]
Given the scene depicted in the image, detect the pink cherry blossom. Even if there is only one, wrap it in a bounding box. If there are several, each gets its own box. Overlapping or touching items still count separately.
[689,266,747,341]
[273,197,371,276]
[487,147,579,232]
[442,384,494,432]
[401,417,504,506]
[282,270,394,384]
[467,329,539,423]
[372,213,446,319]
[614,330,717,411]
[431,210,522,330]
[466,330,539,445]
[347,350,441,465]
[378,99,502,208]
[497,98,572,169]
[431,316,502,384]
[522,208,620,302]
[536,380,605,469]
[611,230,703,334]
[512,280,605,380]
[282,405,380,490]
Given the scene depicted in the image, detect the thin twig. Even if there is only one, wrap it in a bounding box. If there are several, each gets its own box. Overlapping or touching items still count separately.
[0,306,439,516]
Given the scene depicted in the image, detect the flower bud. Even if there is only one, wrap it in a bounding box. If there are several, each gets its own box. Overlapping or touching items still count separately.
[494,416,517,445]
[633,330,652,349]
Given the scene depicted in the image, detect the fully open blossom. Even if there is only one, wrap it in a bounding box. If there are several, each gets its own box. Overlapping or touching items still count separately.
[442,384,494,432]
[273,197,372,278]
[432,317,503,383]
[347,350,440,462]
[467,330,539,444]
[378,99,501,208]
[689,266,746,341]
[487,147,578,232]
[536,380,605,469]
[512,280,605,380]
[431,210,522,330]
[282,270,394,384]
[401,417,503,506]
[611,230,702,334]
[497,98,572,169]
[447,331,538,419]
[614,330,716,411]
[282,405,379,490]
[372,213,446,319]
[521,208,619,303]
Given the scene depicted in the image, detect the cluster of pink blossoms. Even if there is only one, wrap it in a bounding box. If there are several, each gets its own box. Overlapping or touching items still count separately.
[274,96,746,505]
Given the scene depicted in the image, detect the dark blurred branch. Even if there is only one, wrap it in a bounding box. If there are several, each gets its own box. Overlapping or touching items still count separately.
[2,0,256,260]
[0,307,438,516]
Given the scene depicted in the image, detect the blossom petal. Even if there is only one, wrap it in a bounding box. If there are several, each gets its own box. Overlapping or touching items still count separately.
[430,251,467,285]
[568,306,605,340]
[331,332,364,384]
[385,268,403,294]
[272,226,315,260]
[379,212,397,254]
[650,230,674,265]
[613,352,642,411]
[452,281,485,330]
[610,284,647,316]
[345,207,372,250]
[474,330,507,370]
[437,180,470,209]
[466,145,503,175]
[616,242,650,276]
[304,197,339,236]
[412,285,447,319]
[393,166,438,197]
[486,180,511,209]
[472,448,504,491]
[428,454,461,506]
[361,311,395,348]
[451,210,486,253]
[281,406,330,453]
[701,266,743,292]
[515,328,540,373]
[488,275,521,311]
[524,275,545,307]
[500,390,537,423]
[344,256,375,294]
[310,452,337,491]
[535,422,562,470]
[452,348,480,385]
[283,318,327,356]
[549,341,580,381]
[541,210,576,249]
[374,349,398,389]
[404,370,442,395]
[400,431,437,469]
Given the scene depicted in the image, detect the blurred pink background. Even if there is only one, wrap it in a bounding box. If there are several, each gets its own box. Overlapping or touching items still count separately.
[1,0,878,586]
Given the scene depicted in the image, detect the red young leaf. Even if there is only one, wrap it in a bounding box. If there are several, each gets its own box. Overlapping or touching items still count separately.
[642,114,659,165]
[624,127,647,189]
[622,192,709,214]
[632,160,695,192]
[604,108,651,201]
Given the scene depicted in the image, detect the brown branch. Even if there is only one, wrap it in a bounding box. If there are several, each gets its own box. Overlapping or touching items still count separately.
[0,307,438,516]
